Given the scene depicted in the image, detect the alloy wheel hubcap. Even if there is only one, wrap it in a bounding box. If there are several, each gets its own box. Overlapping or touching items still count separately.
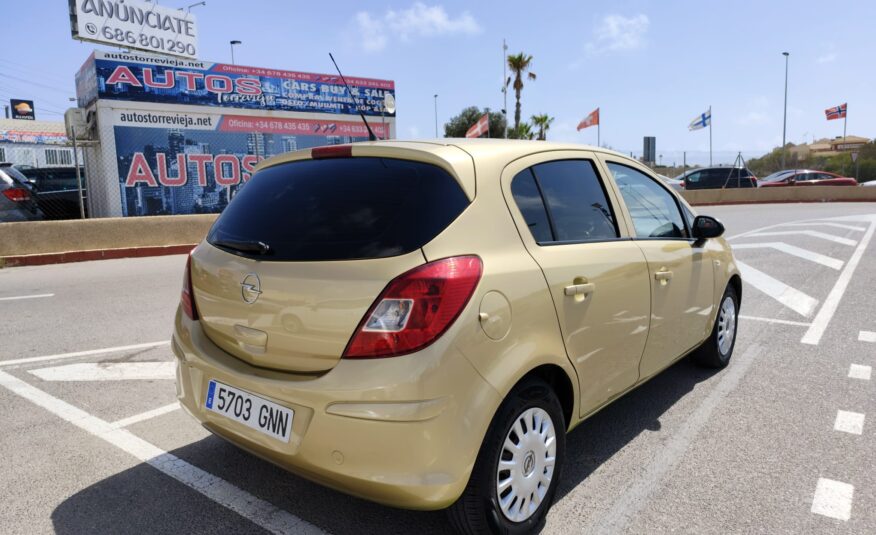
[717,295,737,355]
[496,407,557,522]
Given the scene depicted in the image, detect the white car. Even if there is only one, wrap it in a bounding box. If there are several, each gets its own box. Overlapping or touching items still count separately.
[862,180,876,187]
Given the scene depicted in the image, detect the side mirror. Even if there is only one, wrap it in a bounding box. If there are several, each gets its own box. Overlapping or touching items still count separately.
[692,215,725,239]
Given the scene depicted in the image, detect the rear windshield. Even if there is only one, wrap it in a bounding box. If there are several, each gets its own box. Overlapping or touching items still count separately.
[208,157,470,261]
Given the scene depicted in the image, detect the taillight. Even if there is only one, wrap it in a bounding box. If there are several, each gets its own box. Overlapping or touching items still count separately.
[343,256,483,358]
[181,253,199,320]
[2,187,30,202]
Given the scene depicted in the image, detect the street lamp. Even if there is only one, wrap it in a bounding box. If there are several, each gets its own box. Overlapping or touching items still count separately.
[230,40,242,65]
[181,1,206,12]
[433,94,438,137]
[781,51,790,169]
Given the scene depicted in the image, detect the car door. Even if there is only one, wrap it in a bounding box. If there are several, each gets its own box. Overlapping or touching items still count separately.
[601,159,715,379]
[503,153,651,417]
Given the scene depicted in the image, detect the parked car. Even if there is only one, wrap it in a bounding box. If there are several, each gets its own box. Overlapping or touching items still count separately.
[681,166,757,189]
[657,173,685,191]
[19,166,87,219]
[862,180,876,187]
[0,163,41,222]
[172,140,741,533]
[758,169,858,187]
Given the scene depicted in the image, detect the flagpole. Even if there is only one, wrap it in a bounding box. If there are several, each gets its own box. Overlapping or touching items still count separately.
[597,122,600,147]
[709,105,713,166]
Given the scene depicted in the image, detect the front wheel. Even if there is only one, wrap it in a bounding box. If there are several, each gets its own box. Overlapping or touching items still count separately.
[693,285,739,368]
[448,378,565,534]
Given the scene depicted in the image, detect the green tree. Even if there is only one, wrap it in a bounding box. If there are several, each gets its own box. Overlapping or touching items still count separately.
[530,114,554,140]
[506,52,536,132]
[443,106,507,138]
[507,122,535,140]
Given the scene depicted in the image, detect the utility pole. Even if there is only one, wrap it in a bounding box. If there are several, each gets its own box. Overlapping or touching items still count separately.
[781,52,790,169]
[503,39,508,138]
[433,94,438,137]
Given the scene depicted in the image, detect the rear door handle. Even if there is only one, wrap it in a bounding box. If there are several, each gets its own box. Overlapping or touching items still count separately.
[654,270,673,282]
[564,283,595,296]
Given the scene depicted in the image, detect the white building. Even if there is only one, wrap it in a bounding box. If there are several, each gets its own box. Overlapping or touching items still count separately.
[0,118,82,168]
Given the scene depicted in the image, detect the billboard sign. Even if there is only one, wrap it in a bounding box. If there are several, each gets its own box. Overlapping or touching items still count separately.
[10,99,35,120]
[78,51,396,117]
[112,109,386,216]
[69,0,198,59]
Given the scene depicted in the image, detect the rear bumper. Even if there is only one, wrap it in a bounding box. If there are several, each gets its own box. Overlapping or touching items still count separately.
[172,308,501,510]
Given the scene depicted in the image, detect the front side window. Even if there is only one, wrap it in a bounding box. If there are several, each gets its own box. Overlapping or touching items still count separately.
[607,162,686,239]
[510,159,618,243]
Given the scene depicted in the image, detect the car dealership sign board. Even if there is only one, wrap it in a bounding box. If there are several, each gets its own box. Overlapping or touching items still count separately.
[69,0,198,59]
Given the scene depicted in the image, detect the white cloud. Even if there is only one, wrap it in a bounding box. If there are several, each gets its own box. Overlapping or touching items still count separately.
[816,52,837,64]
[354,3,481,52]
[586,14,649,55]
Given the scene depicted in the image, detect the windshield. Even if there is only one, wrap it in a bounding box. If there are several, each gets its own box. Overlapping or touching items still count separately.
[0,165,31,184]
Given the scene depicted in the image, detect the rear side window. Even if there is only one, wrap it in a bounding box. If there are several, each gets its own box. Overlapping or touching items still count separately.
[208,157,469,261]
[510,159,618,243]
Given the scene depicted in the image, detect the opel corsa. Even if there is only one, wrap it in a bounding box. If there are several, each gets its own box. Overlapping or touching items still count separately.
[173,139,741,534]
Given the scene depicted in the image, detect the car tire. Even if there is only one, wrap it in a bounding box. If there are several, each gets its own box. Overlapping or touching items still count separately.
[693,285,739,369]
[448,378,565,535]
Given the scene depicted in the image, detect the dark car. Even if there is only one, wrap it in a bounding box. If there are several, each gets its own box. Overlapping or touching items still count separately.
[0,163,41,222]
[682,167,758,190]
[19,166,87,219]
[758,169,858,187]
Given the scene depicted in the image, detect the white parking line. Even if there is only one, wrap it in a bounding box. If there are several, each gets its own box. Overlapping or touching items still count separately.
[731,242,844,270]
[735,260,819,317]
[0,341,170,368]
[0,293,55,302]
[858,331,876,343]
[802,221,876,345]
[748,230,857,246]
[834,410,865,435]
[811,478,854,521]
[849,364,872,381]
[738,315,810,327]
[0,370,326,535]
[780,222,866,232]
[28,362,175,382]
[109,403,181,429]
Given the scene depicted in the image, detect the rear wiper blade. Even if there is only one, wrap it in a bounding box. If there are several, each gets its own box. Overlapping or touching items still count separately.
[212,239,272,255]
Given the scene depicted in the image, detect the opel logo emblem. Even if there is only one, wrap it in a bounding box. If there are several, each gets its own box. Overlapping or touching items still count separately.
[241,273,262,304]
[523,451,535,476]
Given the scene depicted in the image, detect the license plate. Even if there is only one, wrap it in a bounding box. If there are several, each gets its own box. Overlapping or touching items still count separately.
[205,380,293,443]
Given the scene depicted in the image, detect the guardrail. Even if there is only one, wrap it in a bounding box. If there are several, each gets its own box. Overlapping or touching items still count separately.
[681,185,876,205]
[2,187,876,267]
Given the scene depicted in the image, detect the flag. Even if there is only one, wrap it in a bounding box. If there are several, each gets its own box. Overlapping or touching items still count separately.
[688,109,711,130]
[825,103,847,121]
[577,108,599,130]
[465,113,490,138]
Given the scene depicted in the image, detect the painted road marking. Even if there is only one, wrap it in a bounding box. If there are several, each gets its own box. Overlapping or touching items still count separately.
[849,364,872,381]
[0,341,169,368]
[736,260,818,317]
[834,410,865,435]
[585,344,763,534]
[748,230,857,246]
[802,220,876,345]
[739,315,810,327]
[859,331,876,343]
[28,362,175,382]
[779,222,866,232]
[811,478,854,521]
[731,242,844,270]
[0,293,55,302]
[109,403,181,429]
[0,370,326,535]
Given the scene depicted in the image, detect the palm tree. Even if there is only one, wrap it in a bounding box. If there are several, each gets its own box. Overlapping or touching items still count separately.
[508,122,535,140]
[531,114,555,140]
[506,53,536,132]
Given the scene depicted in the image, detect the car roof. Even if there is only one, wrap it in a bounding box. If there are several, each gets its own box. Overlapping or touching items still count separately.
[257,138,644,200]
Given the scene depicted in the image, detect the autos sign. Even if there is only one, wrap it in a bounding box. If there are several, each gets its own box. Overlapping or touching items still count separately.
[77,51,396,117]
[69,0,198,59]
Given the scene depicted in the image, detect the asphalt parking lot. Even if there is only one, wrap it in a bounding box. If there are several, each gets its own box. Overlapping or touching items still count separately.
[2,202,875,534]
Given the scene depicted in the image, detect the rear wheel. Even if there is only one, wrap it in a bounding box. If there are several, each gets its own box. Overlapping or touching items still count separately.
[448,378,565,534]
[693,285,738,368]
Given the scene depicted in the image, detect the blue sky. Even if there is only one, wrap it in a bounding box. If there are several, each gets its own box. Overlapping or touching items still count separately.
[3,0,874,164]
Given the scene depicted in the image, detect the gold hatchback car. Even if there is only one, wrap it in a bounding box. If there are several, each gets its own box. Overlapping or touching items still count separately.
[172,139,741,534]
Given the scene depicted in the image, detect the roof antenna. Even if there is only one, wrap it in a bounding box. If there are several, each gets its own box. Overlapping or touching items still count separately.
[329,53,377,141]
